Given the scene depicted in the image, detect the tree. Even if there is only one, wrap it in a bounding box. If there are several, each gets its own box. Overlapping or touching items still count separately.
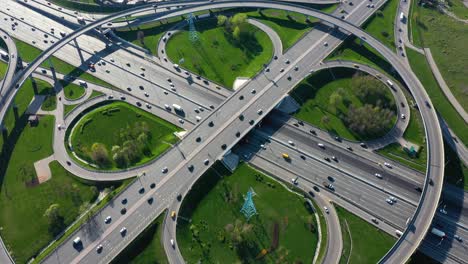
[217,15,227,27]
[90,186,99,202]
[44,204,65,236]
[329,91,343,108]
[233,26,241,40]
[90,143,110,167]
[346,104,394,137]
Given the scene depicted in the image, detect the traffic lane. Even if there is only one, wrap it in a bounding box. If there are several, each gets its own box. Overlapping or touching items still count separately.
[246,151,466,264]
[250,126,422,204]
[238,142,416,229]
[0,4,225,111]
[265,113,425,184]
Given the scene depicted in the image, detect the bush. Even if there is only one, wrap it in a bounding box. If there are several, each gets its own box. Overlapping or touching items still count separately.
[381,31,390,37]
[90,143,111,167]
[346,104,394,137]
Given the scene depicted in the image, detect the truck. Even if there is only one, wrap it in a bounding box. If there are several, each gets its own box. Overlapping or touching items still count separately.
[399,12,405,22]
[172,104,183,112]
[431,227,447,239]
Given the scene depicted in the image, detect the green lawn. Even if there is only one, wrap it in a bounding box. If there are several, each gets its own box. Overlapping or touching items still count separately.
[0,60,7,80]
[447,0,468,19]
[166,18,273,88]
[335,206,396,264]
[111,212,168,264]
[69,102,180,169]
[362,0,399,48]
[33,176,133,264]
[63,90,104,117]
[290,68,396,141]
[13,38,117,89]
[115,19,183,56]
[444,140,468,190]
[377,142,427,173]
[61,81,86,100]
[406,48,467,146]
[178,162,320,263]
[244,9,316,51]
[410,4,468,112]
[41,94,57,111]
[0,114,99,263]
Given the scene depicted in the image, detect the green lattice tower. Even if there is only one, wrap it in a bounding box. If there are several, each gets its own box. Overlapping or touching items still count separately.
[240,188,257,220]
[187,13,199,43]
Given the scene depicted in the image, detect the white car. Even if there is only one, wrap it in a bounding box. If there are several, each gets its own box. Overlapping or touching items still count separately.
[170,239,175,248]
[162,167,168,173]
[120,227,127,235]
[384,162,392,168]
[204,159,209,165]
[291,177,298,185]
[96,244,103,253]
[324,206,329,214]
[110,58,115,62]
[104,216,111,224]
[401,114,406,119]
[389,196,397,202]
[374,173,382,179]
[386,198,393,205]
[318,143,325,148]
[288,140,295,146]
[323,41,328,46]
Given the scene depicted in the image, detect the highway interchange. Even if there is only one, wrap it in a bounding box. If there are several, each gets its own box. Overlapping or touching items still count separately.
[0,0,465,263]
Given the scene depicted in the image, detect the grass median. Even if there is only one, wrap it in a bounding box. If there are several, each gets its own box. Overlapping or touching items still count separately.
[335,205,395,263]
[177,162,320,263]
[69,101,180,170]
[290,67,397,141]
[166,18,273,88]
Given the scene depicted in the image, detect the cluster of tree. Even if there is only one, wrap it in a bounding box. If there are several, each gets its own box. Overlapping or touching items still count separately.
[217,13,249,41]
[351,75,395,110]
[88,121,152,168]
[345,104,395,137]
[44,204,65,236]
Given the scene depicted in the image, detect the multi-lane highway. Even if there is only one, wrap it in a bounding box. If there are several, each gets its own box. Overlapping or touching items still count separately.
[0,28,18,99]
[0,1,447,264]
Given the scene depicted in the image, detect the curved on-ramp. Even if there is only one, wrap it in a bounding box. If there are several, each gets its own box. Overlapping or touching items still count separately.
[0,1,444,263]
[0,29,18,101]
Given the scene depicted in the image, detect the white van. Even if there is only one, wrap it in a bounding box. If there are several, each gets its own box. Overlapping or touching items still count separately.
[172,104,182,111]
[78,80,87,87]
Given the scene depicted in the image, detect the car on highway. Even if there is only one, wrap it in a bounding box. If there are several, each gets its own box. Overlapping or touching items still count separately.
[386,198,394,205]
[324,157,331,162]
[171,211,177,219]
[104,216,111,224]
[454,235,463,242]
[204,159,209,165]
[327,176,335,182]
[288,140,294,146]
[96,244,103,253]
[375,173,383,179]
[360,142,367,148]
[332,156,338,162]
[162,167,168,173]
[120,227,127,236]
[401,114,406,119]
[384,162,392,168]
[389,196,397,203]
[318,143,325,148]
[346,146,353,151]
[291,177,298,185]
[371,217,379,224]
[170,239,175,248]
[282,153,290,160]
[323,206,329,214]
